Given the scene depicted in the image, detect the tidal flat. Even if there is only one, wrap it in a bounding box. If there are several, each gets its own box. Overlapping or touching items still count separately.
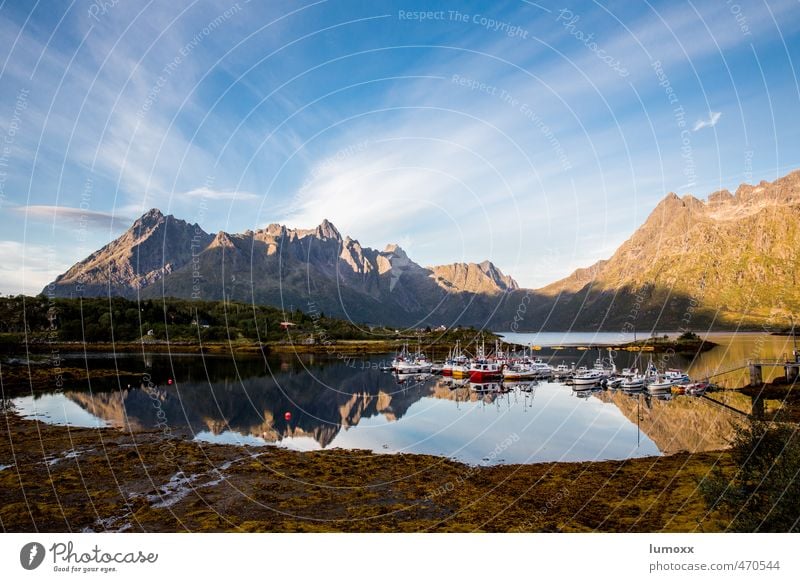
[0,413,731,533]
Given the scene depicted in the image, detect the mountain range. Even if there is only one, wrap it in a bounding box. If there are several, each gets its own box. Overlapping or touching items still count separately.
[46,170,800,330]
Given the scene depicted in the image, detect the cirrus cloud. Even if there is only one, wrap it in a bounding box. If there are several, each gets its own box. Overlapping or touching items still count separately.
[693,111,722,132]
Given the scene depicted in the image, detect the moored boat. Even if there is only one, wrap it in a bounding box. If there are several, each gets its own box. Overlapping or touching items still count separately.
[686,381,710,396]
[553,363,573,378]
[469,360,502,382]
[442,341,467,377]
[620,375,645,391]
[572,369,603,389]
[647,378,674,393]
[502,363,537,381]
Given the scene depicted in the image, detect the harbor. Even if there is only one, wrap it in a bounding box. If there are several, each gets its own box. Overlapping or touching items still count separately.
[6,331,796,464]
[2,330,798,533]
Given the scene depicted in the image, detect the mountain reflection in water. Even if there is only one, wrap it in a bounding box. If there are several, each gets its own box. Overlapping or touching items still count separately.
[11,352,752,465]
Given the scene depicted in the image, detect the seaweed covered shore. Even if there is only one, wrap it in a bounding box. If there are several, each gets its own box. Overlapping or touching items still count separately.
[0,413,730,533]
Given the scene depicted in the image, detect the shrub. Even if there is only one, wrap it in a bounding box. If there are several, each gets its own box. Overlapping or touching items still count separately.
[700,420,800,532]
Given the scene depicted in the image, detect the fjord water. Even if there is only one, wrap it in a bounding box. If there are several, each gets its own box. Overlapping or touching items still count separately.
[10,332,784,465]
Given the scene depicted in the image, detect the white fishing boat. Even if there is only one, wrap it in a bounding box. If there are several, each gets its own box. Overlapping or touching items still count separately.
[391,343,411,370]
[530,359,553,377]
[647,377,674,392]
[502,363,537,380]
[572,369,603,388]
[553,363,573,378]
[663,368,691,384]
[620,375,646,391]
[591,349,616,378]
[414,352,433,373]
[393,342,432,373]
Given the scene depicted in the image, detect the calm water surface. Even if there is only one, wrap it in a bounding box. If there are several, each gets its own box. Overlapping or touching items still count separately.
[9,332,787,465]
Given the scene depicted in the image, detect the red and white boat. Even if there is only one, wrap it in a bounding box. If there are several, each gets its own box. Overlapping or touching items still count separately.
[468,342,502,382]
[469,360,502,382]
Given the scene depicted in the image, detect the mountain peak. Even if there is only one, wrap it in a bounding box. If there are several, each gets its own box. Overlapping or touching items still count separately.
[316,218,341,240]
[132,208,167,230]
[382,243,407,258]
[429,261,518,294]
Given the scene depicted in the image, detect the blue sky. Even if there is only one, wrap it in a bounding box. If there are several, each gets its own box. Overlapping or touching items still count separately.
[1,0,799,294]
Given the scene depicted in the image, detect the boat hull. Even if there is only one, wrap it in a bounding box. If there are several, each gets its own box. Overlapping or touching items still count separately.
[502,371,538,381]
[572,376,601,387]
[469,370,502,382]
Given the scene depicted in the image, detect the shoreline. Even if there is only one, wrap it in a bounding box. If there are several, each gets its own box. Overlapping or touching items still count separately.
[2,333,718,358]
[0,413,730,532]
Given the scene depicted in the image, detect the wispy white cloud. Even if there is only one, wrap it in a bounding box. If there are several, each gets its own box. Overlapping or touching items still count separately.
[12,205,133,229]
[693,111,722,132]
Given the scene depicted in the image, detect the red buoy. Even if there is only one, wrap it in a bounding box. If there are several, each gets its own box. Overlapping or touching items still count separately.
[167,379,173,385]
[284,412,292,421]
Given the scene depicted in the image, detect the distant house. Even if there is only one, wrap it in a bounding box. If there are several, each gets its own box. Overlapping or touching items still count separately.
[280,321,296,330]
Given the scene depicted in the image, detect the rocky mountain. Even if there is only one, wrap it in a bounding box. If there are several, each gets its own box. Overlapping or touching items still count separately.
[430,261,519,294]
[48,209,213,298]
[46,209,518,327]
[537,170,800,329]
[46,169,800,329]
